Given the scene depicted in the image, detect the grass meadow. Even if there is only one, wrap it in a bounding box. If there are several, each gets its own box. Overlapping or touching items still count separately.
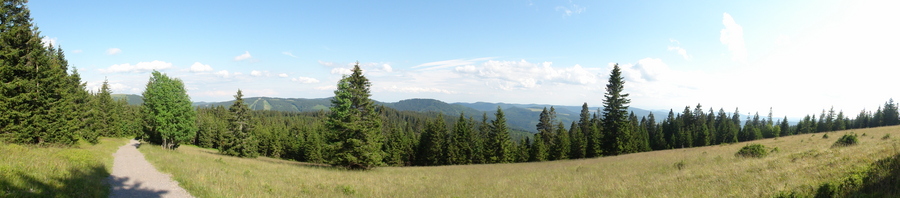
[140,126,900,197]
[0,137,129,197]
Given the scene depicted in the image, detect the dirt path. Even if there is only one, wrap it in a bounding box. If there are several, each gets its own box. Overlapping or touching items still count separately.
[107,139,193,198]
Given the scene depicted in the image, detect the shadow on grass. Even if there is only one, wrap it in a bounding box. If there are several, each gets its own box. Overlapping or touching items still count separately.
[0,163,170,198]
[0,164,108,197]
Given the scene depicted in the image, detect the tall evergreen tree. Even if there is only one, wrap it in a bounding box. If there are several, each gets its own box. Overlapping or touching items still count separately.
[568,121,585,159]
[488,107,513,163]
[601,64,632,155]
[449,113,474,165]
[220,90,258,158]
[326,63,384,169]
[417,115,446,166]
[883,98,899,126]
[551,122,570,160]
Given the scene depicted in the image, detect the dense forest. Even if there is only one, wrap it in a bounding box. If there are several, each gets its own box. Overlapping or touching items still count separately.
[3,0,900,170]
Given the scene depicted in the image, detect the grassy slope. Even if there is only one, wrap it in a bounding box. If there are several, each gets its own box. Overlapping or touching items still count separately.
[140,126,900,197]
[0,137,129,197]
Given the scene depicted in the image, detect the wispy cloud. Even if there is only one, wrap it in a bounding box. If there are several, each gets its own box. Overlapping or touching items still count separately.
[72,49,83,53]
[282,51,298,58]
[291,76,320,84]
[453,59,600,90]
[555,2,585,17]
[668,46,692,61]
[234,51,252,61]
[106,48,122,55]
[100,60,172,73]
[278,73,288,78]
[720,13,747,62]
[413,57,496,71]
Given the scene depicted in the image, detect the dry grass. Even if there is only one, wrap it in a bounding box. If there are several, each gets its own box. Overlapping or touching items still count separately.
[0,137,129,197]
[140,126,900,197]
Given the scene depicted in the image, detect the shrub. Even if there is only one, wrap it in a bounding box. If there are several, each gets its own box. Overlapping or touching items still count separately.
[823,134,830,139]
[883,134,891,140]
[833,133,859,147]
[673,160,686,170]
[735,144,768,158]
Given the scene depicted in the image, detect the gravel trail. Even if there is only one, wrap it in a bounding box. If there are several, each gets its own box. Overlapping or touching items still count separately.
[107,139,193,198]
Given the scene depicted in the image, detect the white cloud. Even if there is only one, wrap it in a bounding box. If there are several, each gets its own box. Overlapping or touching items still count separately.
[291,76,320,84]
[234,51,252,61]
[720,13,747,62]
[667,46,692,61]
[452,59,600,90]
[72,50,83,53]
[314,85,336,90]
[382,64,393,72]
[189,62,213,72]
[41,37,57,48]
[282,51,297,58]
[215,70,231,78]
[318,60,336,67]
[250,70,264,77]
[278,73,288,78]
[380,86,456,94]
[413,57,496,71]
[330,68,352,75]
[100,60,172,73]
[106,48,122,55]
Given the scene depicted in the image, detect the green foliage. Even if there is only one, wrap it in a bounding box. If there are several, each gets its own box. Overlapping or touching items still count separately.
[326,63,384,170]
[0,0,88,146]
[823,134,829,139]
[219,90,258,158]
[601,64,632,156]
[832,133,859,147]
[487,107,514,163]
[673,160,686,170]
[883,134,891,140]
[141,71,196,149]
[735,144,769,158]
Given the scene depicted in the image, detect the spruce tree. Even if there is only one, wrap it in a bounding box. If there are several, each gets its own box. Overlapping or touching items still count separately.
[552,122,570,160]
[488,107,513,163]
[221,89,258,158]
[601,64,632,155]
[449,113,474,165]
[326,63,384,169]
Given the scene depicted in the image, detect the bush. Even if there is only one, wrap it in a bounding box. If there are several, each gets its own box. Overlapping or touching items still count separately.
[823,134,830,139]
[833,133,859,147]
[735,144,769,158]
[673,160,686,170]
[883,134,891,140]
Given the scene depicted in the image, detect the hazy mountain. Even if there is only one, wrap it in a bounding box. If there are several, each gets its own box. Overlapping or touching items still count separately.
[110,94,143,105]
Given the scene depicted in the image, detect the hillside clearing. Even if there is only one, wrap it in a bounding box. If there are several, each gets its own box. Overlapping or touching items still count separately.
[140,126,900,197]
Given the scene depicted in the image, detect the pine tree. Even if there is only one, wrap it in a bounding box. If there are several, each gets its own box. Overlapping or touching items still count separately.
[417,115,446,166]
[449,113,474,165]
[601,64,632,155]
[0,0,78,145]
[221,90,258,158]
[488,107,513,163]
[326,63,384,169]
[551,122,570,160]
[568,121,585,159]
[883,99,899,126]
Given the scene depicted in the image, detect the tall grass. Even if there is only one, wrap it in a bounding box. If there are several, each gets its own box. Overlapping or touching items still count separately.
[141,126,900,197]
[0,137,128,197]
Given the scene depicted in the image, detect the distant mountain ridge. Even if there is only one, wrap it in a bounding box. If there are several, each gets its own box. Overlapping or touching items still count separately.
[192,96,669,133]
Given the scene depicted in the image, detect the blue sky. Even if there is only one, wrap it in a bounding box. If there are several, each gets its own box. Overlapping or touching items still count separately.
[29,0,900,119]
